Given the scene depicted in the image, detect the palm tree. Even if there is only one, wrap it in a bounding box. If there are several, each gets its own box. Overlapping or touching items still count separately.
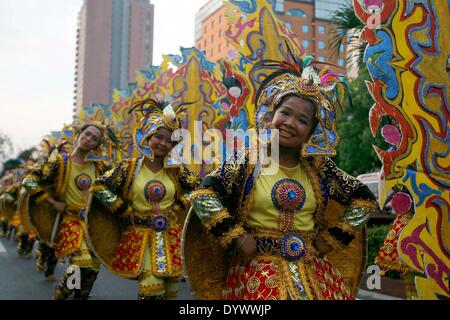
[329,1,367,71]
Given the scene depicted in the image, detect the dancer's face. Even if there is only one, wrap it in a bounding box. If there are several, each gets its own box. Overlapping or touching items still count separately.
[271,95,316,150]
[78,126,102,151]
[148,127,175,157]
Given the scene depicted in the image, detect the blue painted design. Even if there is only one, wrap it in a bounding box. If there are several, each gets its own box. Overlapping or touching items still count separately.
[364,30,399,100]
[230,0,257,14]
[403,168,442,206]
[167,47,215,71]
[238,53,252,72]
[419,120,450,188]
[140,65,161,81]
[232,109,250,130]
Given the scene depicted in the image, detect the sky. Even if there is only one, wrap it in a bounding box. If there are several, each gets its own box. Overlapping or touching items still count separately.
[0,0,208,159]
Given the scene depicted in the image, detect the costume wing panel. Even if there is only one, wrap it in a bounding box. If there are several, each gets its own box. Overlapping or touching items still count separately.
[0,193,16,221]
[85,194,124,273]
[323,199,367,294]
[28,192,57,244]
[17,190,33,233]
[181,208,232,300]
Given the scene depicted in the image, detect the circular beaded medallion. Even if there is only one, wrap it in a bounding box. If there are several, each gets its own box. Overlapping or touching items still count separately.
[144,180,166,202]
[75,174,92,191]
[281,233,306,261]
[152,215,169,232]
[271,179,305,212]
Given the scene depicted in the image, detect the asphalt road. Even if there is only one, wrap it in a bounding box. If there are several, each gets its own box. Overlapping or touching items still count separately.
[1,236,400,300]
[0,236,194,300]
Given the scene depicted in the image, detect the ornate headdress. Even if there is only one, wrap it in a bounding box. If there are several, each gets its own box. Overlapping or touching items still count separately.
[71,120,121,162]
[129,97,189,167]
[254,45,352,157]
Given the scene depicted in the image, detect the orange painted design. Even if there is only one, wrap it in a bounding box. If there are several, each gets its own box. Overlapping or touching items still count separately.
[111,228,148,277]
[311,256,354,300]
[375,213,412,273]
[54,218,84,258]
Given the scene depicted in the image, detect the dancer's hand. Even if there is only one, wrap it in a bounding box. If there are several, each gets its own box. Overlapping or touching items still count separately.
[314,234,333,257]
[235,234,257,263]
[47,198,66,213]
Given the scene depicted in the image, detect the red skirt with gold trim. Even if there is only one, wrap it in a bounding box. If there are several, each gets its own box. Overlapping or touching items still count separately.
[222,253,354,300]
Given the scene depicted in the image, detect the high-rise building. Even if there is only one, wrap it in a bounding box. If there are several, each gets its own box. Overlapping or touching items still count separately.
[195,0,348,74]
[74,0,154,115]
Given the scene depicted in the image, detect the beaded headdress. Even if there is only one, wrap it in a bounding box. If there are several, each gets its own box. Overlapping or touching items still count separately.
[129,97,189,167]
[254,46,352,157]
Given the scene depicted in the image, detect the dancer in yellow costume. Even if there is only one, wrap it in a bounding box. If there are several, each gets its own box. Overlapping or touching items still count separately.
[184,53,379,300]
[88,98,200,300]
[0,171,17,238]
[23,122,111,299]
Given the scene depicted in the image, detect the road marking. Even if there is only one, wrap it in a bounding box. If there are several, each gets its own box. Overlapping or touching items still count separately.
[0,240,7,254]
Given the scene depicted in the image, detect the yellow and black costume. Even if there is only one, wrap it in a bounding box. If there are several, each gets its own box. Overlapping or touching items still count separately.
[23,127,111,299]
[88,99,200,299]
[184,55,378,300]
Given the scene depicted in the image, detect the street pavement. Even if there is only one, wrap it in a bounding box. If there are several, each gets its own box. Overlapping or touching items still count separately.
[0,236,193,300]
[1,237,400,300]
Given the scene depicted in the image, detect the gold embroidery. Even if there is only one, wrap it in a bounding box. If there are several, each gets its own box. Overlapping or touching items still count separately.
[219,224,246,248]
[204,209,231,231]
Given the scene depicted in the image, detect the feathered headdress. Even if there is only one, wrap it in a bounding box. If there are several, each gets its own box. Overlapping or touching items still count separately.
[253,42,352,157]
[128,96,192,166]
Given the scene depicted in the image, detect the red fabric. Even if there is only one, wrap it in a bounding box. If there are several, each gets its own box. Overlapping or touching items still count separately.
[376,213,411,273]
[54,218,83,257]
[111,228,147,276]
[168,226,182,269]
[222,255,354,300]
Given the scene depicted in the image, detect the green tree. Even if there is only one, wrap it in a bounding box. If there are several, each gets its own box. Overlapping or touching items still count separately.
[0,131,13,163]
[333,68,387,177]
[17,147,37,162]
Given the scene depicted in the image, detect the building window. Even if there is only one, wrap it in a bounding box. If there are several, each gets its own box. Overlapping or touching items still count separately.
[211,35,214,43]
[219,15,222,23]
[338,59,345,67]
[318,56,325,62]
[204,39,207,47]
[211,48,214,56]
[318,25,325,34]
[286,9,308,18]
[212,20,215,28]
[274,0,284,13]
[318,41,325,49]
[204,25,207,33]
[302,25,309,33]
[218,44,221,52]
[302,40,309,48]
[219,30,222,38]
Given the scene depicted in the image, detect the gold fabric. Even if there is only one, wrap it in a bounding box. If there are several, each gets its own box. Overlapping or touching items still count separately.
[247,163,316,232]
